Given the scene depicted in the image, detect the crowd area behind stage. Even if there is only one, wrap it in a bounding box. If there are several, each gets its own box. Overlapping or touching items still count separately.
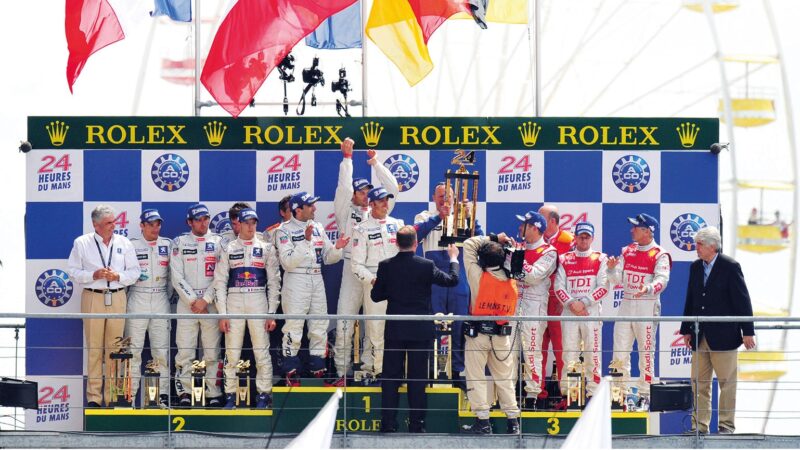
[66,138,753,435]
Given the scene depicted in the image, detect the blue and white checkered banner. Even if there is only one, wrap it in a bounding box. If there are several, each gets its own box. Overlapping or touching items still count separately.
[25,116,719,431]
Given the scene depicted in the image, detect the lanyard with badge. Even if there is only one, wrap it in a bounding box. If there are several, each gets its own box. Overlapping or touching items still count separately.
[94,238,114,306]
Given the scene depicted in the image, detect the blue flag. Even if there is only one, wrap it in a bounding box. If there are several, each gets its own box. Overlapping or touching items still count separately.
[151,0,192,22]
[306,0,362,49]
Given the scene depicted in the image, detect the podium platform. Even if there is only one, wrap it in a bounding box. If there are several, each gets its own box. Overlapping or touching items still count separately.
[84,386,650,434]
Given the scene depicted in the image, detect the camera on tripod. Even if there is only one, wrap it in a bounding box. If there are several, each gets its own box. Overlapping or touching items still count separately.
[277,54,295,82]
[331,66,352,117]
[331,67,350,96]
[302,57,325,87]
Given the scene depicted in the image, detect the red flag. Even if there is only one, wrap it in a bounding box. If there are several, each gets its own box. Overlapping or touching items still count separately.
[201,0,357,117]
[410,0,472,43]
[65,0,125,93]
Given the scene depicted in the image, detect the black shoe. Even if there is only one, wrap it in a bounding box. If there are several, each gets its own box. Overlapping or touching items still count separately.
[207,397,222,408]
[408,420,426,433]
[507,417,520,434]
[522,397,537,411]
[87,401,101,408]
[178,393,191,407]
[461,418,492,434]
[159,394,169,408]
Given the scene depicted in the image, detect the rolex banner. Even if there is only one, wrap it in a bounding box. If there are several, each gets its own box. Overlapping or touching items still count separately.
[25,116,717,432]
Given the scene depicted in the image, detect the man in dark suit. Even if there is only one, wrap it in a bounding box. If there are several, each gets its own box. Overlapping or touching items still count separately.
[680,226,756,434]
[371,225,460,433]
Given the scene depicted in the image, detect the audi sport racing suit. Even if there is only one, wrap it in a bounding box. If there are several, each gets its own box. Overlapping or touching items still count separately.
[333,156,398,378]
[213,237,281,396]
[609,242,671,395]
[414,212,483,374]
[541,229,573,392]
[515,239,557,398]
[554,248,608,396]
[277,217,343,374]
[350,215,404,376]
[171,232,223,399]
[126,236,173,401]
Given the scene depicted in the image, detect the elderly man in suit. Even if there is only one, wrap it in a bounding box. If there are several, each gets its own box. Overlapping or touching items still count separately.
[371,225,460,433]
[680,226,755,434]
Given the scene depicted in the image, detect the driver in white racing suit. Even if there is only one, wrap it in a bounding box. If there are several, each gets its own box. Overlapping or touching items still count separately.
[215,208,281,409]
[553,222,608,397]
[276,192,348,385]
[126,209,172,408]
[332,137,399,385]
[171,204,223,406]
[608,213,671,397]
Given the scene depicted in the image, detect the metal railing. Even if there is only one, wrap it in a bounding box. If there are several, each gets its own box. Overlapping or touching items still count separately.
[1,312,797,449]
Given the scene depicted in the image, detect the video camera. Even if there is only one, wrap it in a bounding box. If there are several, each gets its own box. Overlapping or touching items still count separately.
[277,54,295,116]
[302,57,325,87]
[296,56,325,115]
[277,54,295,83]
[331,67,352,118]
[504,245,526,280]
[331,67,350,96]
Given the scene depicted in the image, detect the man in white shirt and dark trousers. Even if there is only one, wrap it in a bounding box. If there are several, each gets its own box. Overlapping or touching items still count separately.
[67,205,140,407]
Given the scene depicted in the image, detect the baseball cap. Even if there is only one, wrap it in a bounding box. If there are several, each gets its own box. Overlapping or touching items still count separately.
[352,177,373,192]
[186,203,210,220]
[238,208,258,223]
[515,210,546,234]
[628,213,659,232]
[290,191,320,210]
[140,209,163,223]
[368,186,394,202]
[574,222,595,237]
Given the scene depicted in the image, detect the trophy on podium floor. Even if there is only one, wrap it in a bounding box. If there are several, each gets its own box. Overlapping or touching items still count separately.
[433,313,453,383]
[236,360,251,407]
[438,150,480,246]
[109,336,133,407]
[191,360,206,406]
[143,360,161,408]
[565,358,585,410]
[609,359,626,410]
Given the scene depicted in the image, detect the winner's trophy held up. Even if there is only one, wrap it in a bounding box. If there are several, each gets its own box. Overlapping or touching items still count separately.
[439,150,480,246]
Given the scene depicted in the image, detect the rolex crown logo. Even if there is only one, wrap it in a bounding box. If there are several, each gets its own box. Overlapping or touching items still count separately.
[46,120,69,147]
[518,121,542,147]
[360,121,384,148]
[204,120,227,147]
[676,121,700,148]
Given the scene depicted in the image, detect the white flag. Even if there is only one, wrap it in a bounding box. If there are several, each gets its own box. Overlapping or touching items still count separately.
[561,377,612,449]
[286,389,343,450]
